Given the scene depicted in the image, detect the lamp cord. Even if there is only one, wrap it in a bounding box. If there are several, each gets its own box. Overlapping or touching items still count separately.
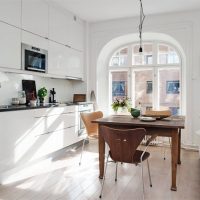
[139,0,145,52]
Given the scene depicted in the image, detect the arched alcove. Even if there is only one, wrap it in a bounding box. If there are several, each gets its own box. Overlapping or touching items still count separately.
[96,32,186,115]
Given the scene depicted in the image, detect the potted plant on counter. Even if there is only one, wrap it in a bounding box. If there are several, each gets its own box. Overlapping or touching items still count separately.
[38,87,47,104]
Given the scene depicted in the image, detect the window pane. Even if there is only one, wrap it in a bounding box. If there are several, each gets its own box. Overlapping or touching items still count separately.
[132,44,153,65]
[133,70,153,110]
[109,47,128,66]
[158,68,180,115]
[158,44,180,64]
[111,71,128,101]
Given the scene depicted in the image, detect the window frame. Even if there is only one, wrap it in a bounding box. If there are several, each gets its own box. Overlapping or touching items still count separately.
[108,41,182,114]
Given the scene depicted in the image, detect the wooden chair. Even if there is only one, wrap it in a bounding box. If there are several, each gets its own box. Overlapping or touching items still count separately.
[79,111,103,165]
[144,109,172,160]
[99,126,155,199]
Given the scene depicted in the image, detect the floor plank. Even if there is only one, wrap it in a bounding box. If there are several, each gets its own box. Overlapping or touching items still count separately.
[0,140,199,200]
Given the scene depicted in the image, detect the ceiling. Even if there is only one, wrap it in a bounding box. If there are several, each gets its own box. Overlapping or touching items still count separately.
[52,0,200,22]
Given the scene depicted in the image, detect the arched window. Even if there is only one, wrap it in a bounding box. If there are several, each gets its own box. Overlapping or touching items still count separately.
[109,42,181,115]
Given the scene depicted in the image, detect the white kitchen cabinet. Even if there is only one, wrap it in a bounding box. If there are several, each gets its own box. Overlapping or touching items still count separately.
[0,106,79,182]
[22,31,48,50]
[65,48,84,79]
[48,40,66,76]
[48,40,84,79]
[0,22,21,70]
[68,19,84,51]
[22,0,49,38]
[49,5,71,46]
[0,0,21,27]
[49,4,84,51]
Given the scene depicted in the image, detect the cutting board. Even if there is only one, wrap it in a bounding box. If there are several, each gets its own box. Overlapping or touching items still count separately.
[22,80,37,104]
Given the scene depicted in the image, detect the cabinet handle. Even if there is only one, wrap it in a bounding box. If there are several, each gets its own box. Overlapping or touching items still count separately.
[65,44,71,48]
[34,112,75,118]
[35,125,75,137]
[34,116,47,118]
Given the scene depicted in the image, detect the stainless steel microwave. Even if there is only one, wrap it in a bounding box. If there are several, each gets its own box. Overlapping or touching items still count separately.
[22,43,48,73]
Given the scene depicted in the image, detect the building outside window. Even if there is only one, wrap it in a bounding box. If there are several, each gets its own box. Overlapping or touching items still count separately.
[109,42,181,115]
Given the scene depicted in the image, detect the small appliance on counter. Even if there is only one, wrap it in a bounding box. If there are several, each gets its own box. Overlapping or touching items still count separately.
[18,91,26,105]
[22,80,37,105]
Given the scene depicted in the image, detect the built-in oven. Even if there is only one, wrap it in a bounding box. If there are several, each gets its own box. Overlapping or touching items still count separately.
[22,43,48,73]
[78,103,93,136]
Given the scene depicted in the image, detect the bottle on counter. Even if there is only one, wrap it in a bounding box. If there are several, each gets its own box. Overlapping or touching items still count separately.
[18,90,26,105]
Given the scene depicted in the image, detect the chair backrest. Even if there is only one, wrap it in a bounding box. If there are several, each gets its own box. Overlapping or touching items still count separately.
[81,111,103,137]
[100,126,146,163]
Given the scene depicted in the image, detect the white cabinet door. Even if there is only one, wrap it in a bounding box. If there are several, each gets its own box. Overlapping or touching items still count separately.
[49,5,84,52]
[0,22,21,70]
[48,40,66,76]
[0,0,21,27]
[69,19,84,51]
[22,31,48,50]
[0,110,37,172]
[48,41,84,79]
[49,5,70,45]
[65,48,84,79]
[22,0,48,38]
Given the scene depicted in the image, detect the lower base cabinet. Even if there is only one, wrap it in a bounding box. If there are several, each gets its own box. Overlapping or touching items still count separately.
[0,106,80,183]
[32,126,79,161]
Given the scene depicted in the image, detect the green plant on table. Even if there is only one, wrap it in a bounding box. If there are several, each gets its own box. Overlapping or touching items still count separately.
[111,97,131,112]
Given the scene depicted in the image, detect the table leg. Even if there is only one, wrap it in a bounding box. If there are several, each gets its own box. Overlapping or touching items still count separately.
[178,129,181,165]
[98,125,105,179]
[171,129,178,191]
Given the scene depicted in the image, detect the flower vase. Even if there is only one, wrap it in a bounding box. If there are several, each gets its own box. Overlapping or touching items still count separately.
[39,98,44,105]
[116,107,128,115]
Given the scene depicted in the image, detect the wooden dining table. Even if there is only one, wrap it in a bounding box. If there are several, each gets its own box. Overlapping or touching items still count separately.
[93,115,185,191]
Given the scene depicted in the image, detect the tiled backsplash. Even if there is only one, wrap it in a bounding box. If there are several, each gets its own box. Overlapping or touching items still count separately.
[0,72,82,105]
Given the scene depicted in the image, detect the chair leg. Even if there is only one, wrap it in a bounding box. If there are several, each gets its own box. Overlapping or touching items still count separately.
[115,162,118,182]
[147,159,152,187]
[140,161,145,200]
[99,153,109,198]
[79,139,86,166]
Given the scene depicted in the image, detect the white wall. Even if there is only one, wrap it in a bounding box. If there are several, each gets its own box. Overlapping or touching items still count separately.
[88,10,200,148]
[0,72,87,105]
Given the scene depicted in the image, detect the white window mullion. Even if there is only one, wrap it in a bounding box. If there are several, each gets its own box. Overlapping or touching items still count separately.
[152,42,158,109]
[131,69,136,108]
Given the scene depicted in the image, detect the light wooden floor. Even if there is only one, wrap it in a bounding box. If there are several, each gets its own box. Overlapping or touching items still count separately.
[0,140,199,200]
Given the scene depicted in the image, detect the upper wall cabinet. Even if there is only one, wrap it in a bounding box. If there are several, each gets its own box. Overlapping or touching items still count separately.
[49,5,71,46]
[22,31,48,50]
[22,0,49,38]
[0,0,21,27]
[49,5,84,51]
[48,40,84,79]
[0,22,21,70]
[68,18,84,51]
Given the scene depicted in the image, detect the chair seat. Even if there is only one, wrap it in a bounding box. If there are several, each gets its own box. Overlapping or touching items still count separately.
[110,150,150,164]
[132,150,150,163]
[88,134,98,139]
